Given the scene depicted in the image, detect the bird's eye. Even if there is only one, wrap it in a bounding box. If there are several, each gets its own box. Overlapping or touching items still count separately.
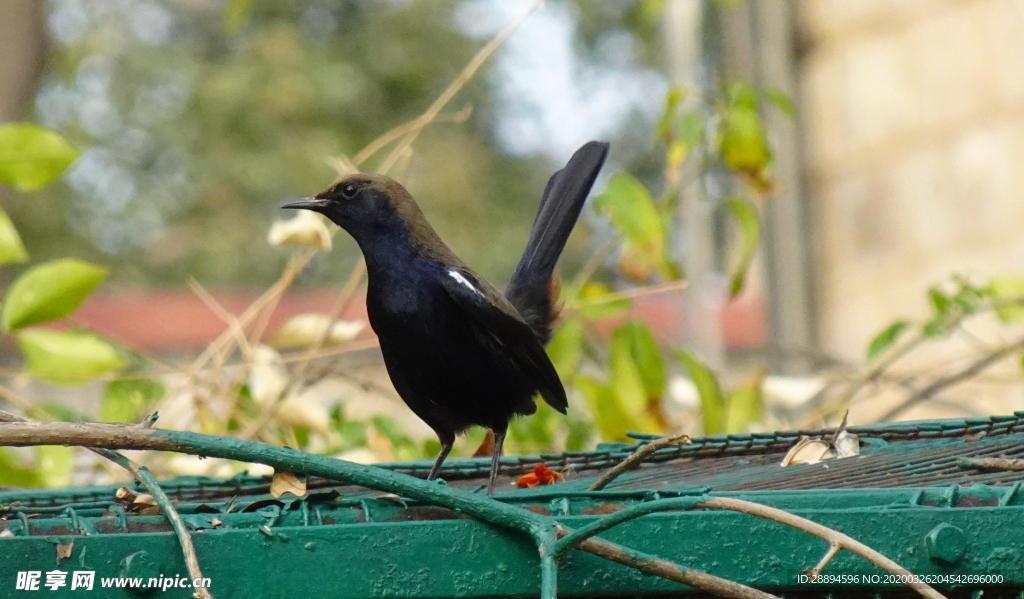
[341,184,358,199]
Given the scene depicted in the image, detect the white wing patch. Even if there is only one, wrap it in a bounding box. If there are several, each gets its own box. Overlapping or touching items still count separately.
[448,270,483,297]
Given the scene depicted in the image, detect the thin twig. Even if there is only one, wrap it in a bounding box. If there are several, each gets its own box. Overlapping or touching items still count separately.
[376,0,546,174]
[0,411,212,599]
[697,497,945,599]
[570,280,689,311]
[589,434,690,491]
[879,337,1024,422]
[805,543,840,578]
[803,296,1024,427]
[351,104,473,167]
[958,457,1024,471]
[554,526,777,599]
[0,384,41,416]
[188,278,252,359]
[799,331,926,426]
[241,260,367,440]
[568,239,617,290]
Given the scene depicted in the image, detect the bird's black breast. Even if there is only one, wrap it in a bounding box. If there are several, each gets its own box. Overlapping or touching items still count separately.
[365,259,541,435]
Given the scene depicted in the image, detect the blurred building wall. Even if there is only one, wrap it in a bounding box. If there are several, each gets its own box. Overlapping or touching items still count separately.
[799,0,1024,360]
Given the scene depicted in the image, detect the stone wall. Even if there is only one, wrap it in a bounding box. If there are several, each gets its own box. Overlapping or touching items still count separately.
[800,0,1024,358]
[796,0,1024,420]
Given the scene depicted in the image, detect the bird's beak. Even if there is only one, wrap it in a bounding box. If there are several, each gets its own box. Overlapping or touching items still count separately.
[281,197,329,211]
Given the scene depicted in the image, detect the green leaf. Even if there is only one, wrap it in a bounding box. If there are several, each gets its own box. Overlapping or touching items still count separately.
[989,277,1024,322]
[720,85,770,178]
[371,415,414,450]
[564,415,593,451]
[726,197,760,297]
[17,329,125,385]
[657,86,686,140]
[576,377,632,442]
[0,449,40,487]
[574,282,632,319]
[618,320,665,400]
[724,368,765,433]
[222,0,253,33]
[676,350,726,435]
[0,207,28,265]
[0,123,79,192]
[763,86,795,118]
[678,111,704,148]
[35,403,88,422]
[866,320,911,361]
[100,379,165,423]
[921,316,949,338]
[547,320,585,379]
[594,174,664,255]
[2,258,108,331]
[927,286,951,316]
[725,81,759,111]
[36,445,74,488]
[609,326,651,422]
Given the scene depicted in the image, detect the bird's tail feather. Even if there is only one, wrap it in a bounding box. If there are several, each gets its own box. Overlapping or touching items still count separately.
[507,141,609,344]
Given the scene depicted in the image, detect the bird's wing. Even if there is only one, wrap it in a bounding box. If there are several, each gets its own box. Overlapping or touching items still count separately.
[441,267,568,414]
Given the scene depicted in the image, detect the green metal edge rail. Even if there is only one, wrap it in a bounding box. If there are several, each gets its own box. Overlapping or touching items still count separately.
[1,419,1023,598]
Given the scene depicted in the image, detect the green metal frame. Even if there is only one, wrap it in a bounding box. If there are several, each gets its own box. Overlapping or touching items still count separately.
[3,486,1023,597]
[3,416,1024,598]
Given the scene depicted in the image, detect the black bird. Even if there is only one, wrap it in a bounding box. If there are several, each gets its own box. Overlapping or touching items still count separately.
[283,141,609,493]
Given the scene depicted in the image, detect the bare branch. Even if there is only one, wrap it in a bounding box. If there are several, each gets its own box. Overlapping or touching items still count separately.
[805,543,840,579]
[241,259,367,440]
[958,457,1024,471]
[376,0,546,174]
[0,411,212,599]
[697,497,945,599]
[589,434,690,491]
[879,337,1024,422]
[554,526,778,599]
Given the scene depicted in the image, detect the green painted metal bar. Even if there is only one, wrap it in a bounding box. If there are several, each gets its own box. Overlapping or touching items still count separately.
[2,501,1023,598]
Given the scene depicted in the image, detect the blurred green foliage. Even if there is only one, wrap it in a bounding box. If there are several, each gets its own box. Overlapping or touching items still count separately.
[0,0,793,484]
[12,0,671,288]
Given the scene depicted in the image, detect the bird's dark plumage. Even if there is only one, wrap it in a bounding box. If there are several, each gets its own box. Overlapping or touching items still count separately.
[283,141,609,493]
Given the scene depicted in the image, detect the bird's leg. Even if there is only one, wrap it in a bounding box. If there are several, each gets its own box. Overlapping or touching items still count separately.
[486,428,507,495]
[427,434,454,481]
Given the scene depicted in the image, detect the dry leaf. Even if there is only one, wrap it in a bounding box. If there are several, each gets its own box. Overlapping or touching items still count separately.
[780,436,834,467]
[115,486,137,504]
[833,429,860,458]
[270,314,364,349]
[275,393,330,432]
[270,471,307,498]
[267,210,332,251]
[56,541,73,561]
[128,493,161,515]
[249,345,287,404]
[830,411,860,459]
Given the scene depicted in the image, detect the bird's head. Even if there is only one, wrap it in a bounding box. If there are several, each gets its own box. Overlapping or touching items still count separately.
[282,173,444,255]
[283,174,421,234]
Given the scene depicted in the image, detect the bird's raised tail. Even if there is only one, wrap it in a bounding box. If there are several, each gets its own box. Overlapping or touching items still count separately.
[506,141,609,344]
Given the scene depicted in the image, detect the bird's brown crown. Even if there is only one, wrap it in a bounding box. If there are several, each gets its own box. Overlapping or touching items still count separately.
[315,173,462,265]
